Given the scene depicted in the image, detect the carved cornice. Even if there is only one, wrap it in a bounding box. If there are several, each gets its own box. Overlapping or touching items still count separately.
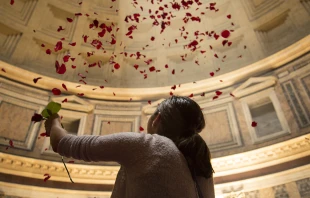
[1,134,309,183]
[0,35,309,101]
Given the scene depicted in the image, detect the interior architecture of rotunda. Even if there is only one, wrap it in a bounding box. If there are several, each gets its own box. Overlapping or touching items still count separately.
[0,0,310,197]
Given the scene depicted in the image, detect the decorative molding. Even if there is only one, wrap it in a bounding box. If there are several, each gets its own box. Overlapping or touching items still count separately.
[0,95,44,151]
[0,181,112,198]
[212,134,310,176]
[240,88,291,144]
[232,76,278,98]
[51,95,95,113]
[0,134,309,184]
[215,164,310,197]
[0,35,309,101]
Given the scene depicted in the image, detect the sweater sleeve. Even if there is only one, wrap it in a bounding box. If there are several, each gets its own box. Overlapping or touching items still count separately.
[57,132,152,166]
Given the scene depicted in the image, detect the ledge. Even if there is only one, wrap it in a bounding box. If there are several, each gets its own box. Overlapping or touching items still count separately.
[1,134,309,184]
[0,35,309,101]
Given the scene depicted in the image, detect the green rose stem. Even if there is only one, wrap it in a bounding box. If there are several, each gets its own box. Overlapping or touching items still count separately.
[42,102,74,183]
[42,118,74,183]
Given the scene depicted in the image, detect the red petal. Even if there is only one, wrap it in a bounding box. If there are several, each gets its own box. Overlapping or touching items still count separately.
[201,93,205,96]
[251,121,257,127]
[221,30,230,38]
[44,175,51,182]
[72,65,76,69]
[210,72,214,76]
[41,44,45,47]
[9,140,14,147]
[69,42,76,46]
[54,41,63,52]
[215,91,222,96]
[151,36,155,41]
[227,14,231,19]
[62,98,68,103]
[10,0,14,5]
[63,55,70,62]
[214,54,218,58]
[68,161,75,163]
[134,64,139,70]
[33,77,42,83]
[40,133,47,137]
[149,66,155,72]
[46,49,51,54]
[230,93,235,97]
[139,126,144,131]
[189,93,194,98]
[148,100,151,105]
[67,18,73,22]
[1,68,6,72]
[62,83,68,91]
[172,69,175,74]
[212,96,218,100]
[114,63,120,69]
[52,88,61,95]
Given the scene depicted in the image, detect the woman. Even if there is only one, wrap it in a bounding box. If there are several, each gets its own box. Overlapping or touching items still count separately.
[45,96,215,198]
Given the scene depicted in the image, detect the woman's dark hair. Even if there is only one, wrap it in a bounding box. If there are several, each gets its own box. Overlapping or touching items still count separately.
[155,95,214,179]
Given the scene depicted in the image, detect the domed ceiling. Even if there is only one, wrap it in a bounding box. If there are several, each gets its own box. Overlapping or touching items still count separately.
[0,0,309,88]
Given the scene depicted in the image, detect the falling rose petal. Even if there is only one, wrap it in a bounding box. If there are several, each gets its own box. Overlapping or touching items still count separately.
[214,54,218,58]
[227,14,231,19]
[213,96,218,100]
[62,83,68,91]
[2,68,6,72]
[43,174,51,182]
[67,18,73,23]
[69,42,76,46]
[113,92,116,96]
[201,93,205,96]
[140,126,144,131]
[114,63,120,69]
[172,69,175,74]
[210,72,215,77]
[41,44,45,47]
[54,41,63,52]
[228,42,232,46]
[149,66,155,72]
[244,45,247,49]
[133,64,139,70]
[10,0,14,5]
[63,55,70,62]
[107,121,110,124]
[9,140,14,147]
[221,30,230,38]
[77,93,84,97]
[31,113,43,123]
[99,86,104,89]
[56,63,66,74]
[62,98,68,103]
[33,77,42,83]
[40,132,47,137]
[251,121,257,127]
[189,93,194,98]
[230,93,235,97]
[72,65,76,69]
[52,88,61,95]
[151,36,155,41]
[215,91,222,96]
[46,49,51,55]
[171,85,176,90]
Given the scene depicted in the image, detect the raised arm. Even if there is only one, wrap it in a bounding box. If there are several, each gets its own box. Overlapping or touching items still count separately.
[48,117,151,166]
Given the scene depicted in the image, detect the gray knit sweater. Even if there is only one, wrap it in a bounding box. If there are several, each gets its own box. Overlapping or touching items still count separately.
[58,132,215,198]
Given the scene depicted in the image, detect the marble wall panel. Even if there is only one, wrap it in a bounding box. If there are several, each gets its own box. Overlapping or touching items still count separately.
[0,101,32,142]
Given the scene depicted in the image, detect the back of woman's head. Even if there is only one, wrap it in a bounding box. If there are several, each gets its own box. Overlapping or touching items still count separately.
[155,95,214,179]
